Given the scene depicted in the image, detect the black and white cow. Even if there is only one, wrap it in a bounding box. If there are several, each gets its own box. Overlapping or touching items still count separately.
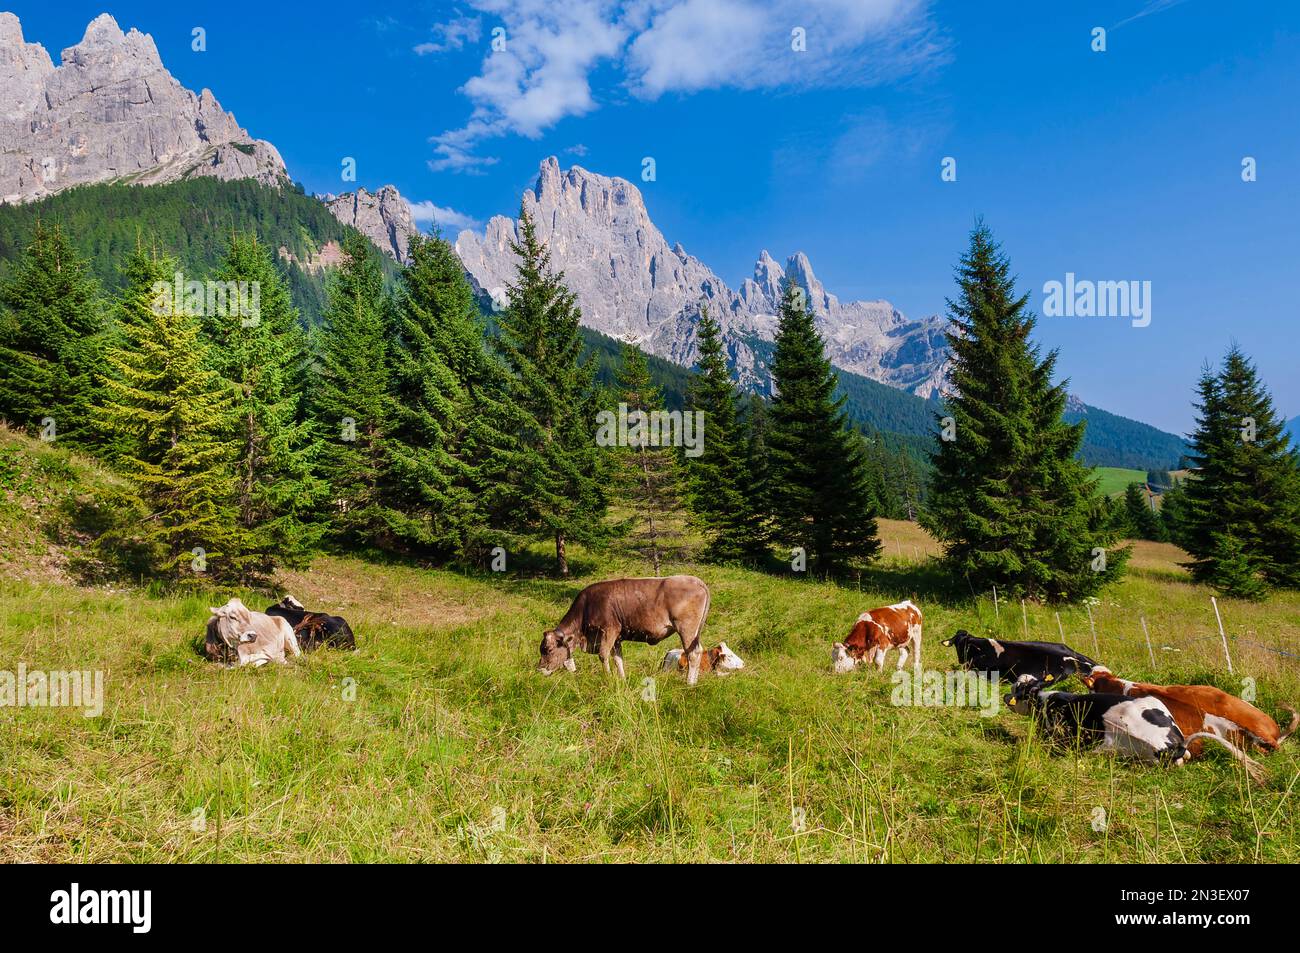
[1005,676,1189,764]
[264,596,357,651]
[940,629,1098,684]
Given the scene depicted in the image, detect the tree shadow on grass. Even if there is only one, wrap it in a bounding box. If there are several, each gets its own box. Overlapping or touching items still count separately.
[833,557,970,607]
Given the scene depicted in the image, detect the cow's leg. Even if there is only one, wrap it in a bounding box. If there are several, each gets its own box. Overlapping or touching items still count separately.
[910,624,922,672]
[895,643,909,670]
[874,646,887,671]
[612,641,626,679]
[673,602,709,688]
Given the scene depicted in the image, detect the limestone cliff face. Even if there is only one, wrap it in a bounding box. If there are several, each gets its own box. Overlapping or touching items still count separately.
[455,157,950,397]
[323,186,416,263]
[0,12,286,204]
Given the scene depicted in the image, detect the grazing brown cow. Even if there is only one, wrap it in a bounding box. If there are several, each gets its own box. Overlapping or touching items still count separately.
[1084,666,1297,778]
[538,576,712,684]
[831,600,922,674]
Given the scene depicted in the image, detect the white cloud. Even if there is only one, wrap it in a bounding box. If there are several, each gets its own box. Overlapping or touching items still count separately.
[428,0,946,173]
[409,200,482,233]
[414,14,483,55]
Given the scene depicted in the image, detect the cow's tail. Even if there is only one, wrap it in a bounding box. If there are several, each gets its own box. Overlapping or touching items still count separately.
[1276,705,1299,745]
[692,585,711,654]
[1186,731,1266,784]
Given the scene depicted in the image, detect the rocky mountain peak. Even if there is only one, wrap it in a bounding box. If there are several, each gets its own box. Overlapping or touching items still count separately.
[784,251,836,314]
[59,13,163,77]
[323,185,417,263]
[455,156,951,398]
[0,12,286,205]
[523,158,651,234]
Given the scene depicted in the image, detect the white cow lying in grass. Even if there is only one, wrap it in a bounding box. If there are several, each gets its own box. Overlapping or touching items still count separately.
[660,642,745,676]
[206,598,301,667]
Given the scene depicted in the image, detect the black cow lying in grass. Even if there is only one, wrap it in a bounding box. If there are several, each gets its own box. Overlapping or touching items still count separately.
[1004,675,1192,764]
[940,629,1099,684]
[265,596,357,651]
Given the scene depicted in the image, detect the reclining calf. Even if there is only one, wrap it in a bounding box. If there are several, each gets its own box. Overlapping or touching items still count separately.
[1004,675,1190,764]
[660,642,745,676]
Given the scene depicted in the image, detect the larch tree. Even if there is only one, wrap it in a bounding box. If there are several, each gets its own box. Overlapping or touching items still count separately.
[97,246,239,581]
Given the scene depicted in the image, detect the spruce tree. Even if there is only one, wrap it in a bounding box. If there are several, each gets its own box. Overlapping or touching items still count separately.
[206,234,327,578]
[0,220,106,447]
[1123,483,1163,541]
[740,396,773,555]
[1181,347,1300,596]
[313,233,394,548]
[683,309,765,562]
[98,247,239,581]
[484,209,607,575]
[766,280,881,573]
[385,232,489,559]
[1159,480,1190,548]
[922,222,1126,601]
[610,342,686,573]
[858,430,896,519]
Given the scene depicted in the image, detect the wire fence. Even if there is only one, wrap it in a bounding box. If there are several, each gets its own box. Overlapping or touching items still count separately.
[981,585,1300,671]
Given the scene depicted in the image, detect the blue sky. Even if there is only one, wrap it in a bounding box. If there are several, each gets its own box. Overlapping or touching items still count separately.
[9,1,1298,435]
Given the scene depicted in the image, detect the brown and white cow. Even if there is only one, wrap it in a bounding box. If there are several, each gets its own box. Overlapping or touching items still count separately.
[538,575,712,684]
[205,598,302,667]
[831,600,922,674]
[1083,666,1297,777]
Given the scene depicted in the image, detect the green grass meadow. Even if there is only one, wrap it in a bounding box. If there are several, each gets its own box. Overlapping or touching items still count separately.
[3,532,1299,863]
[1093,467,1150,497]
[3,428,1299,863]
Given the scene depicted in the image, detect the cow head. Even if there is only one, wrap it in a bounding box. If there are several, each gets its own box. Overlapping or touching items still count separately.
[1003,674,1046,715]
[712,642,745,674]
[830,642,859,674]
[538,629,579,675]
[208,598,254,649]
[940,629,974,649]
[278,595,307,612]
[1080,665,1118,691]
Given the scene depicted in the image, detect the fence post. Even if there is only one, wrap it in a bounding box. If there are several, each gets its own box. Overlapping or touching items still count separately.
[1085,604,1100,658]
[1211,597,1234,674]
[1140,615,1155,668]
[1055,612,1064,641]
[1021,599,1028,638]
[993,585,999,619]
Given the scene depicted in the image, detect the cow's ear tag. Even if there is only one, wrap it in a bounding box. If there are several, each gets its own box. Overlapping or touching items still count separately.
[1044,674,1054,682]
